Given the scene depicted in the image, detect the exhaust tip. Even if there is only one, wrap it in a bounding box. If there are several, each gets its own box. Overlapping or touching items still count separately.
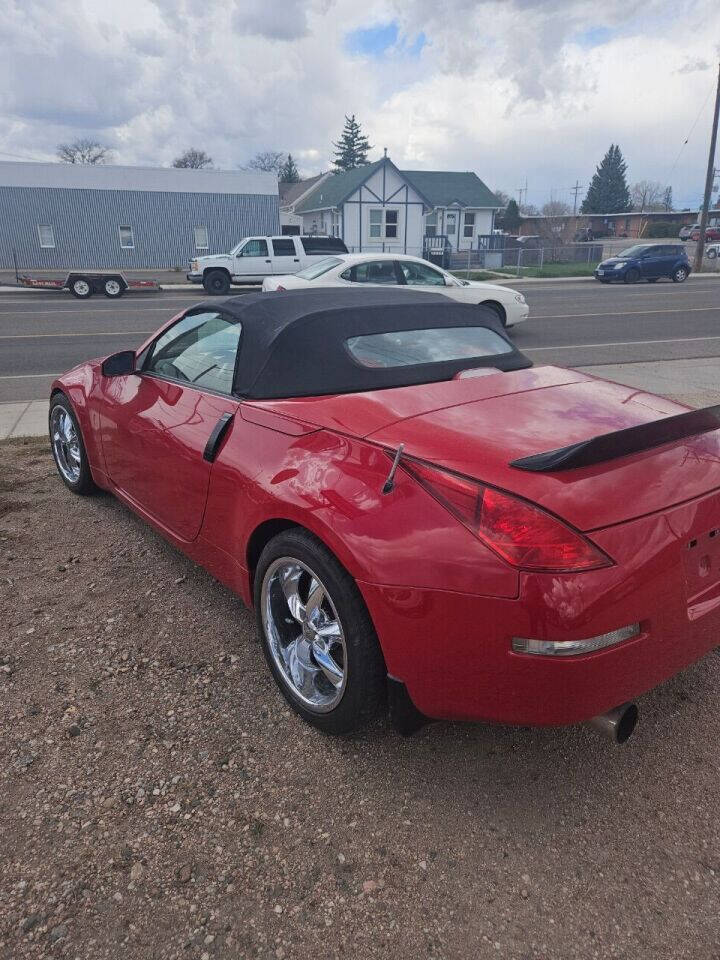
[589,702,638,744]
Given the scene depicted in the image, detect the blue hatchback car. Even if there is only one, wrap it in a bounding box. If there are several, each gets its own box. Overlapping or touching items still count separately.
[595,244,691,284]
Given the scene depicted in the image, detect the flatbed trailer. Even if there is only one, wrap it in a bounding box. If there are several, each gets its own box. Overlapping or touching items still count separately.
[17,272,160,299]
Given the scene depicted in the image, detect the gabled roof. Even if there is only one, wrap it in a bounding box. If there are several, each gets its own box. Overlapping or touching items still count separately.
[294,159,387,213]
[294,158,501,213]
[402,170,500,209]
[279,173,328,208]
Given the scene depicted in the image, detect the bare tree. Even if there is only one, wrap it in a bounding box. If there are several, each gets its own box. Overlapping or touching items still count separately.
[246,151,286,176]
[57,138,112,164]
[493,189,511,207]
[541,199,571,217]
[172,148,213,169]
[631,180,667,212]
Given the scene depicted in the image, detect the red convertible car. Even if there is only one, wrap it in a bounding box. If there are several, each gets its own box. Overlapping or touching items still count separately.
[50,289,720,743]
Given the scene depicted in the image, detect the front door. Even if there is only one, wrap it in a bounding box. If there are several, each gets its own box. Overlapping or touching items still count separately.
[101,309,241,541]
[639,247,664,279]
[234,238,272,281]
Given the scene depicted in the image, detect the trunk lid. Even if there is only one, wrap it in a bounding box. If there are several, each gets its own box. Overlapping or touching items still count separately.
[366,369,720,531]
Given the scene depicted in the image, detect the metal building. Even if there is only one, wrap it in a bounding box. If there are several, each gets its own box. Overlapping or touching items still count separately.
[0,161,280,270]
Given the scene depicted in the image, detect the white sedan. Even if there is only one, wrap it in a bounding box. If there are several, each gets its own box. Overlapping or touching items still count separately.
[262,253,529,327]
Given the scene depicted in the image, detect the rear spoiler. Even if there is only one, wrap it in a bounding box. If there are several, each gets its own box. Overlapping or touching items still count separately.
[510,404,720,473]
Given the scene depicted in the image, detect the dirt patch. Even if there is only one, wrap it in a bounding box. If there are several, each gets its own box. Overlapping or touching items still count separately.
[1,437,719,959]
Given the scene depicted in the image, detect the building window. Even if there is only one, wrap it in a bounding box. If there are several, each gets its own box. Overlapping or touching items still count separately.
[194,226,209,250]
[119,225,135,249]
[463,212,476,238]
[369,208,399,239]
[425,212,437,237]
[38,225,55,248]
[446,212,457,235]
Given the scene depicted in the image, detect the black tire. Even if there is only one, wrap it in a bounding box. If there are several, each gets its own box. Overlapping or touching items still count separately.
[672,266,689,283]
[623,268,640,284]
[69,276,93,299]
[254,528,386,734]
[480,300,507,326]
[49,393,97,496]
[103,277,125,298]
[203,270,231,296]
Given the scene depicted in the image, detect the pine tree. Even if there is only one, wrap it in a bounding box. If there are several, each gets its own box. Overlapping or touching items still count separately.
[580,144,631,214]
[332,115,372,172]
[279,154,300,183]
[503,198,522,232]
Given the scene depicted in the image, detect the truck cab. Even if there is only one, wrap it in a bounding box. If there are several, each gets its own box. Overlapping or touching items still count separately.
[188,235,349,294]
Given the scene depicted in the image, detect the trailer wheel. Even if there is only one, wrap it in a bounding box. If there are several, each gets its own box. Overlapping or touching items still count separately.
[70,277,93,299]
[103,277,125,299]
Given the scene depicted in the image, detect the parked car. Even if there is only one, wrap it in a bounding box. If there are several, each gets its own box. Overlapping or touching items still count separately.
[691,226,720,242]
[679,223,699,241]
[187,235,349,295]
[50,289,720,742]
[594,244,691,283]
[262,253,529,327]
[706,243,720,259]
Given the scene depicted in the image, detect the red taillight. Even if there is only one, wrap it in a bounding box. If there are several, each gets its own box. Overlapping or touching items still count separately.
[404,460,611,573]
[276,284,286,291]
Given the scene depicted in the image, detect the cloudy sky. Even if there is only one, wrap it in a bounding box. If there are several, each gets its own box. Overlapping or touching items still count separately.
[2,0,719,209]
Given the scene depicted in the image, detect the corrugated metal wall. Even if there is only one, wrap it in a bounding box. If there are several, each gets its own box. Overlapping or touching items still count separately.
[0,187,280,270]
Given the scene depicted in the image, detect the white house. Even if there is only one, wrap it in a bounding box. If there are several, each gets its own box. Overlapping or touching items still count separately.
[292,155,501,256]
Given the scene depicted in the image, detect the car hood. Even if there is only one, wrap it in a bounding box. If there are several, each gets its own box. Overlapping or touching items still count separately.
[253,366,720,531]
[192,254,233,265]
[598,257,627,267]
[458,280,519,298]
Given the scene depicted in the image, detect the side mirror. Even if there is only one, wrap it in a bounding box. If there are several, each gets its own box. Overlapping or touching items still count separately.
[101,350,136,377]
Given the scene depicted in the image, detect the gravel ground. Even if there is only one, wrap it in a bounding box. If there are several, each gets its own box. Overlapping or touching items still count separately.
[1,436,719,960]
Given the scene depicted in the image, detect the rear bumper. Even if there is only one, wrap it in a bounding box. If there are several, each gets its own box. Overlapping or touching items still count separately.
[358,499,720,726]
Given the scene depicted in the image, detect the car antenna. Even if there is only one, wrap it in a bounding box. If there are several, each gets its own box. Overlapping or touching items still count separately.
[382,444,405,495]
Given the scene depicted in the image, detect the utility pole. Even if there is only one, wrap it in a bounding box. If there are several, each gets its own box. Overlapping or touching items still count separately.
[571,180,583,216]
[694,61,720,273]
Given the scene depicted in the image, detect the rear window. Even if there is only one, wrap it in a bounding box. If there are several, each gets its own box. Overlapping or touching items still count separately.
[295,257,342,280]
[345,326,512,368]
[301,236,348,255]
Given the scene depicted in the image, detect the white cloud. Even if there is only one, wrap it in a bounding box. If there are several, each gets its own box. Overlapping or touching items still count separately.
[0,0,718,209]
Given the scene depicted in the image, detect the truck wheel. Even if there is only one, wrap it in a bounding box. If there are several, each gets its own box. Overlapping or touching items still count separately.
[103,277,125,298]
[203,270,231,296]
[70,276,93,299]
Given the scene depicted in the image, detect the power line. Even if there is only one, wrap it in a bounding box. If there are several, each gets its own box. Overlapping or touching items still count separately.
[667,79,716,185]
[0,149,47,162]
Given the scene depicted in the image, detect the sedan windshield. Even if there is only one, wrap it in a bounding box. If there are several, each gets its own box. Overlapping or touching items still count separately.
[295,258,343,280]
[617,245,648,258]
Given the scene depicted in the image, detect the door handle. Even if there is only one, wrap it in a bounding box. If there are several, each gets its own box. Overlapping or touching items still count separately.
[293,258,299,262]
[203,412,234,463]
[265,259,272,263]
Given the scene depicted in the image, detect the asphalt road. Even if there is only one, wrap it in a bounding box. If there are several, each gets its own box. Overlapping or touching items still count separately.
[1,276,719,402]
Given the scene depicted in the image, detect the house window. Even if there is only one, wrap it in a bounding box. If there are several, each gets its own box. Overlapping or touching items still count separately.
[369,208,399,239]
[38,225,55,248]
[194,226,209,250]
[425,212,437,237]
[446,212,457,235]
[463,212,476,238]
[119,225,135,249]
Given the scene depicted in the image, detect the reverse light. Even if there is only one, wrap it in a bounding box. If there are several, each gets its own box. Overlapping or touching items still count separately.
[403,460,612,573]
[512,624,640,657]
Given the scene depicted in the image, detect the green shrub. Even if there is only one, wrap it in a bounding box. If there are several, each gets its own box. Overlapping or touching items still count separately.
[644,221,677,238]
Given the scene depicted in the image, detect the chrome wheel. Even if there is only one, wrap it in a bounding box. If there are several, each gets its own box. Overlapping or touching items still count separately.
[261,558,347,713]
[50,405,82,484]
[104,278,122,296]
[73,279,90,296]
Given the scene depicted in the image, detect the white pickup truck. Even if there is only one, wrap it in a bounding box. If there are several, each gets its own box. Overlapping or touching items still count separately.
[187,235,348,295]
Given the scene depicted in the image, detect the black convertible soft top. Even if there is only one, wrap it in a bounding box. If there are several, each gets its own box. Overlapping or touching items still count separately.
[190,288,531,399]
